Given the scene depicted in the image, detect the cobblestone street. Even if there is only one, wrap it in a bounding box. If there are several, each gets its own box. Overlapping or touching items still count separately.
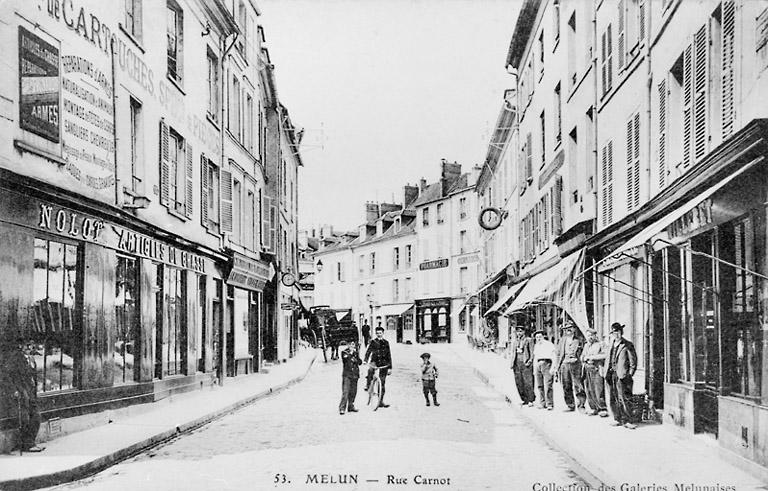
[51,344,591,490]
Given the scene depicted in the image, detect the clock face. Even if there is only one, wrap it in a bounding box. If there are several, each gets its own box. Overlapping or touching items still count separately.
[478,206,503,230]
[281,272,297,287]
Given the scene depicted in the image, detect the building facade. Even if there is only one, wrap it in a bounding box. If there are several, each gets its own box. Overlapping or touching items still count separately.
[0,0,300,451]
[480,0,768,473]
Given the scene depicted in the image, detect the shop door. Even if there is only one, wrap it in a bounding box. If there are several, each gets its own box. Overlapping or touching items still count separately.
[650,252,665,408]
[688,233,719,435]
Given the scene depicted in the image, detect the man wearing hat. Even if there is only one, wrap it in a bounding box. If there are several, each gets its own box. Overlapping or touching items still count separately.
[338,341,362,415]
[420,352,439,406]
[509,326,535,406]
[581,327,608,416]
[553,321,586,412]
[532,329,556,410]
[606,322,638,429]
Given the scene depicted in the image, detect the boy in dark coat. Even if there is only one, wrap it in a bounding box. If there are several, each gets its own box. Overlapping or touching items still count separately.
[420,352,440,406]
[339,341,362,414]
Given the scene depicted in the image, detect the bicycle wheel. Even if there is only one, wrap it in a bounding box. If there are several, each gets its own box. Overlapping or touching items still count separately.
[370,378,382,411]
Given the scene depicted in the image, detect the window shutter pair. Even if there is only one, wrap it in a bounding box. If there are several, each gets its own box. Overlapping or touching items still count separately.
[625,113,641,211]
[541,195,549,246]
[682,24,710,167]
[601,25,613,95]
[159,120,193,218]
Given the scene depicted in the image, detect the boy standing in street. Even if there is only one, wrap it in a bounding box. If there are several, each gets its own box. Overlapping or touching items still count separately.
[420,352,440,407]
[339,341,362,415]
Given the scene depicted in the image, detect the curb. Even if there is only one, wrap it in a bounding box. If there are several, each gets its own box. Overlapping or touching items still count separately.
[0,352,317,491]
[453,347,612,489]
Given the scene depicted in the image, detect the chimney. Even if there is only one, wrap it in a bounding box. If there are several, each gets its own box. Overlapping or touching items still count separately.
[419,178,427,191]
[320,224,334,239]
[365,202,380,223]
[403,185,419,206]
[379,202,402,216]
[441,160,462,196]
[468,165,482,187]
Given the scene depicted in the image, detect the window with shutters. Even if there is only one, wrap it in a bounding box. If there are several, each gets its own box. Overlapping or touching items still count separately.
[436,203,444,224]
[393,247,400,271]
[625,112,641,212]
[406,244,413,268]
[159,121,192,219]
[600,141,614,226]
[538,30,545,79]
[246,189,255,250]
[232,178,242,243]
[370,252,376,275]
[125,0,143,42]
[166,1,183,84]
[681,24,711,168]
[601,24,613,97]
[220,170,233,234]
[422,207,430,227]
[617,0,626,71]
[541,195,549,248]
[201,157,219,231]
[533,203,540,253]
[459,230,467,254]
[567,11,577,89]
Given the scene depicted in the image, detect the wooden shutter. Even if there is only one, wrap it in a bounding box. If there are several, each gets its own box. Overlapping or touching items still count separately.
[692,25,708,162]
[682,43,693,168]
[657,80,667,188]
[200,156,209,227]
[525,133,533,181]
[601,31,607,95]
[269,202,277,253]
[639,0,646,44]
[159,119,170,207]
[606,24,613,91]
[184,142,193,218]
[721,0,736,139]
[601,142,614,226]
[607,141,614,224]
[552,175,563,236]
[632,113,640,209]
[262,194,271,252]
[220,169,233,233]
[617,0,626,70]
[542,195,549,245]
[626,118,634,209]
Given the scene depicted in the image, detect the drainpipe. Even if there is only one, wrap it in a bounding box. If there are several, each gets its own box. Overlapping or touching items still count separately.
[643,1,656,410]
[592,5,600,334]
[218,30,239,386]
[111,37,120,207]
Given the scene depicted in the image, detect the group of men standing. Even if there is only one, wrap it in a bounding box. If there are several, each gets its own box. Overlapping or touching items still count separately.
[509,320,639,429]
[338,325,392,414]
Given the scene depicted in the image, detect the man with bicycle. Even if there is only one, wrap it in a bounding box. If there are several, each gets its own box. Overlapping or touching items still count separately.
[364,326,392,408]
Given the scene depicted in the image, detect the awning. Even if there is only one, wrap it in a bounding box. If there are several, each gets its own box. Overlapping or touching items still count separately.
[474,263,509,296]
[503,249,589,334]
[606,155,763,262]
[485,280,528,315]
[375,303,413,317]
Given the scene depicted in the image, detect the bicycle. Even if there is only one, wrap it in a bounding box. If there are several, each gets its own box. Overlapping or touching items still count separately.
[366,363,389,411]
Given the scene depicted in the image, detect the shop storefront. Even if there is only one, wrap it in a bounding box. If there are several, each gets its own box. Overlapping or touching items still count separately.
[0,177,223,440]
[415,297,451,343]
[224,252,270,376]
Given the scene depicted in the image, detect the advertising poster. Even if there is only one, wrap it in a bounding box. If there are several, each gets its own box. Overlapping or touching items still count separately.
[18,26,60,143]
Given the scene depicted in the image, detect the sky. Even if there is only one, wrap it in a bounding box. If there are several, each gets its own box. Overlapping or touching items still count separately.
[259,0,519,231]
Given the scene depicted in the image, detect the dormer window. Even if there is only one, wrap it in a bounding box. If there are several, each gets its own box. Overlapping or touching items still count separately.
[394,217,401,232]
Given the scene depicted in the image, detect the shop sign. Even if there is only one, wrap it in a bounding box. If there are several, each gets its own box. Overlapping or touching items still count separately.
[416,298,450,308]
[457,254,479,265]
[667,199,713,240]
[19,26,60,143]
[37,203,104,242]
[113,227,206,273]
[281,302,297,311]
[299,283,315,291]
[419,258,449,271]
[226,253,270,291]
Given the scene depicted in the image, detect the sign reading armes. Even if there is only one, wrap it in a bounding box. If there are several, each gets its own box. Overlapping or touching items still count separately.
[19,26,60,143]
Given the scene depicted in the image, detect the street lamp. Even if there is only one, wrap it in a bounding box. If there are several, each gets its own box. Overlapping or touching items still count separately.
[316,259,323,272]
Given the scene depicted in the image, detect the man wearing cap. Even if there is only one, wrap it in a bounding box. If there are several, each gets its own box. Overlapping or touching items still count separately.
[338,341,362,415]
[581,327,608,417]
[509,326,535,406]
[364,326,392,408]
[532,330,556,410]
[553,321,586,412]
[606,322,638,429]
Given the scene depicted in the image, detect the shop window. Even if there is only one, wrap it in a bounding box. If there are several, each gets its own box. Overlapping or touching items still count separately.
[688,233,719,386]
[719,216,762,398]
[156,264,187,378]
[664,247,687,382]
[31,239,80,392]
[115,256,140,384]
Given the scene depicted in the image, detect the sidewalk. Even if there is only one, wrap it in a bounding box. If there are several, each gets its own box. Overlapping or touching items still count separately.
[448,344,767,490]
[0,348,317,491]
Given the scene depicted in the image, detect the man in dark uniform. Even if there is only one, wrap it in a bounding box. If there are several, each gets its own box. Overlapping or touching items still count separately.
[338,341,362,415]
[361,322,371,347]
[0,335,44,452]
[606,322,638,429]
[364,326,392,408]
[509,326,535,406]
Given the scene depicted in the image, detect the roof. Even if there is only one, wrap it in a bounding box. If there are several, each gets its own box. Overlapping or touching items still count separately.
[447,174,470,195]
[505,0,542,70]
[411,182,442,207]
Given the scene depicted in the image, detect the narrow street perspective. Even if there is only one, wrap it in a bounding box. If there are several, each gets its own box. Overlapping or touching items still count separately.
[49,344,592,490]
[3,0,768,489]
